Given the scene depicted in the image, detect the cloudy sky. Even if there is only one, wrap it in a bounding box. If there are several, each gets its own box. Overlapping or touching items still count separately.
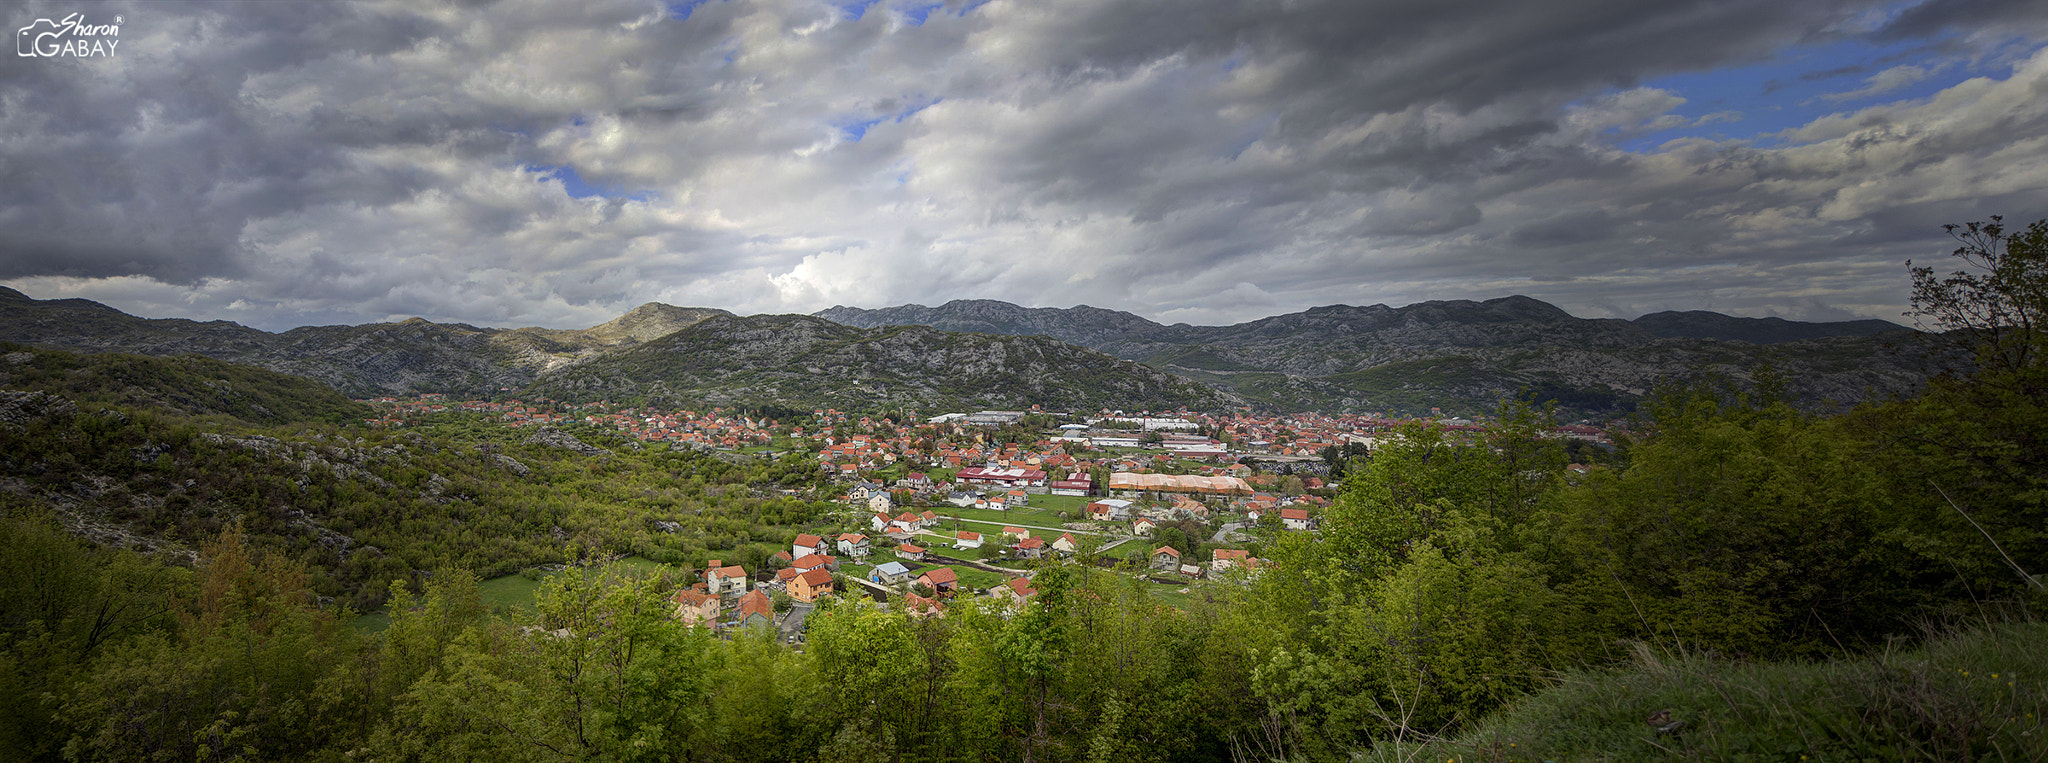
[4,0,2048,332]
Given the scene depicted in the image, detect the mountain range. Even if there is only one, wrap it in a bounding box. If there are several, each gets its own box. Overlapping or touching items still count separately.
[0,287,1217,413]
[815,297,1941,415]
[0,286,1944,416]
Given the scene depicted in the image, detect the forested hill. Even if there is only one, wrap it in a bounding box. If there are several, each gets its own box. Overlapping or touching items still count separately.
[816,295,1937,415]
[523,312,1239,411]
[0,342,370,424]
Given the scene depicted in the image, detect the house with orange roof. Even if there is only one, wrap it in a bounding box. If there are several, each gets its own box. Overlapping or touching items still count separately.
[1152,545,1182,571]
[835,533,871,558]
[704,565,749,595]
[916,567,959,593]
[671,590,719,627]
[791,553,838,572]
[1052,533,1080,555]
[993,576,1037,606]
[734,590,775,629]
[902,592,944,620]
[896,543,926,561]
[792,534,830,559]
[1014,536,1047,559]
[1211,549,1251,572]
[790,568,835,603]
[955,531,984,550]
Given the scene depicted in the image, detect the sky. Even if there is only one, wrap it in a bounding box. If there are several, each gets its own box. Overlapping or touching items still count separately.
[4,0,2048,333]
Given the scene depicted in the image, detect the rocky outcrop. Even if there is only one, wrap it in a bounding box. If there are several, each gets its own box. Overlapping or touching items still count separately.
[0,390,77,426]
[523,426,610,458]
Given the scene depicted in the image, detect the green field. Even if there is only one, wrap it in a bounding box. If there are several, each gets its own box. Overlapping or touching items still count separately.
[354,555,679,633]
[1025,493,1090,513]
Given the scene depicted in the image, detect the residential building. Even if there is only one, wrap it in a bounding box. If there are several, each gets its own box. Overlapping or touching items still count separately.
[733,590,775,629]
[704,565,749,595]
[1052,533,1080,555]
[1152,545,1182,571]
[917,567,959,593]
[870,561,915,585]
[836,533,872,558]
[792,534,829,559]
[790,568,835,603]
[1014,536,1047,559]
[993,576,1036,606]
[671,590,719,627]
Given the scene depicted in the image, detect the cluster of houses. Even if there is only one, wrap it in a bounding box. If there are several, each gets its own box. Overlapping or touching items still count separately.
[361,396,1613,478]
[1149,547,1268,578]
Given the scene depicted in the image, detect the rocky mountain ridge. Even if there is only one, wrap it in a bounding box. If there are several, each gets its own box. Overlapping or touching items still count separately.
[0,287,726,397]
[525,313,1235,412]
[815,296,1939,414]
[0,286,1944,415]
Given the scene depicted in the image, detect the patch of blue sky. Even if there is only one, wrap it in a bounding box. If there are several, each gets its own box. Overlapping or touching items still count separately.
[666,0,710,21]
[1609,34,2005,153]
[901,2,944,26]
[836,0,882,20]
[837,115,889,142]
[834,98,942,143]
[531,165,656,203]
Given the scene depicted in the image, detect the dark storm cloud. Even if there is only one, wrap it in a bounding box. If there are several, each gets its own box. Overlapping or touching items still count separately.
[2,0,2046,331]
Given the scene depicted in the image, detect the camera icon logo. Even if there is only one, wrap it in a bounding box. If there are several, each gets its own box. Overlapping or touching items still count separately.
[17,17,63,57]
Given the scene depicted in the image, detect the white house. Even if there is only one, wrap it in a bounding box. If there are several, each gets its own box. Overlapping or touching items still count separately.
[792,534,829,559]
[836,533,872,558]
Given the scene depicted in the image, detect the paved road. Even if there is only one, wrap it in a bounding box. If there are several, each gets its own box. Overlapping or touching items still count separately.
[776,601,813,641]
[1211,522,1247,543]
[929,517,1112,536]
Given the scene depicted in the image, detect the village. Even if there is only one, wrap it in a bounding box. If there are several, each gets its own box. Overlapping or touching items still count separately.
[359,396,1614,635]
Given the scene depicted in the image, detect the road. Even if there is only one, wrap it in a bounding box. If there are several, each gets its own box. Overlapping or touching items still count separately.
[1211,522,1247,543]
[929,517,1112,536]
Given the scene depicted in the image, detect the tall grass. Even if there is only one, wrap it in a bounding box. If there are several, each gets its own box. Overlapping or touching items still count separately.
[1363,622,2048,762]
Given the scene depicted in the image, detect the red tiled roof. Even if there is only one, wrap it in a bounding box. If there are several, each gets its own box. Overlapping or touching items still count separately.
[736,590,773,619]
